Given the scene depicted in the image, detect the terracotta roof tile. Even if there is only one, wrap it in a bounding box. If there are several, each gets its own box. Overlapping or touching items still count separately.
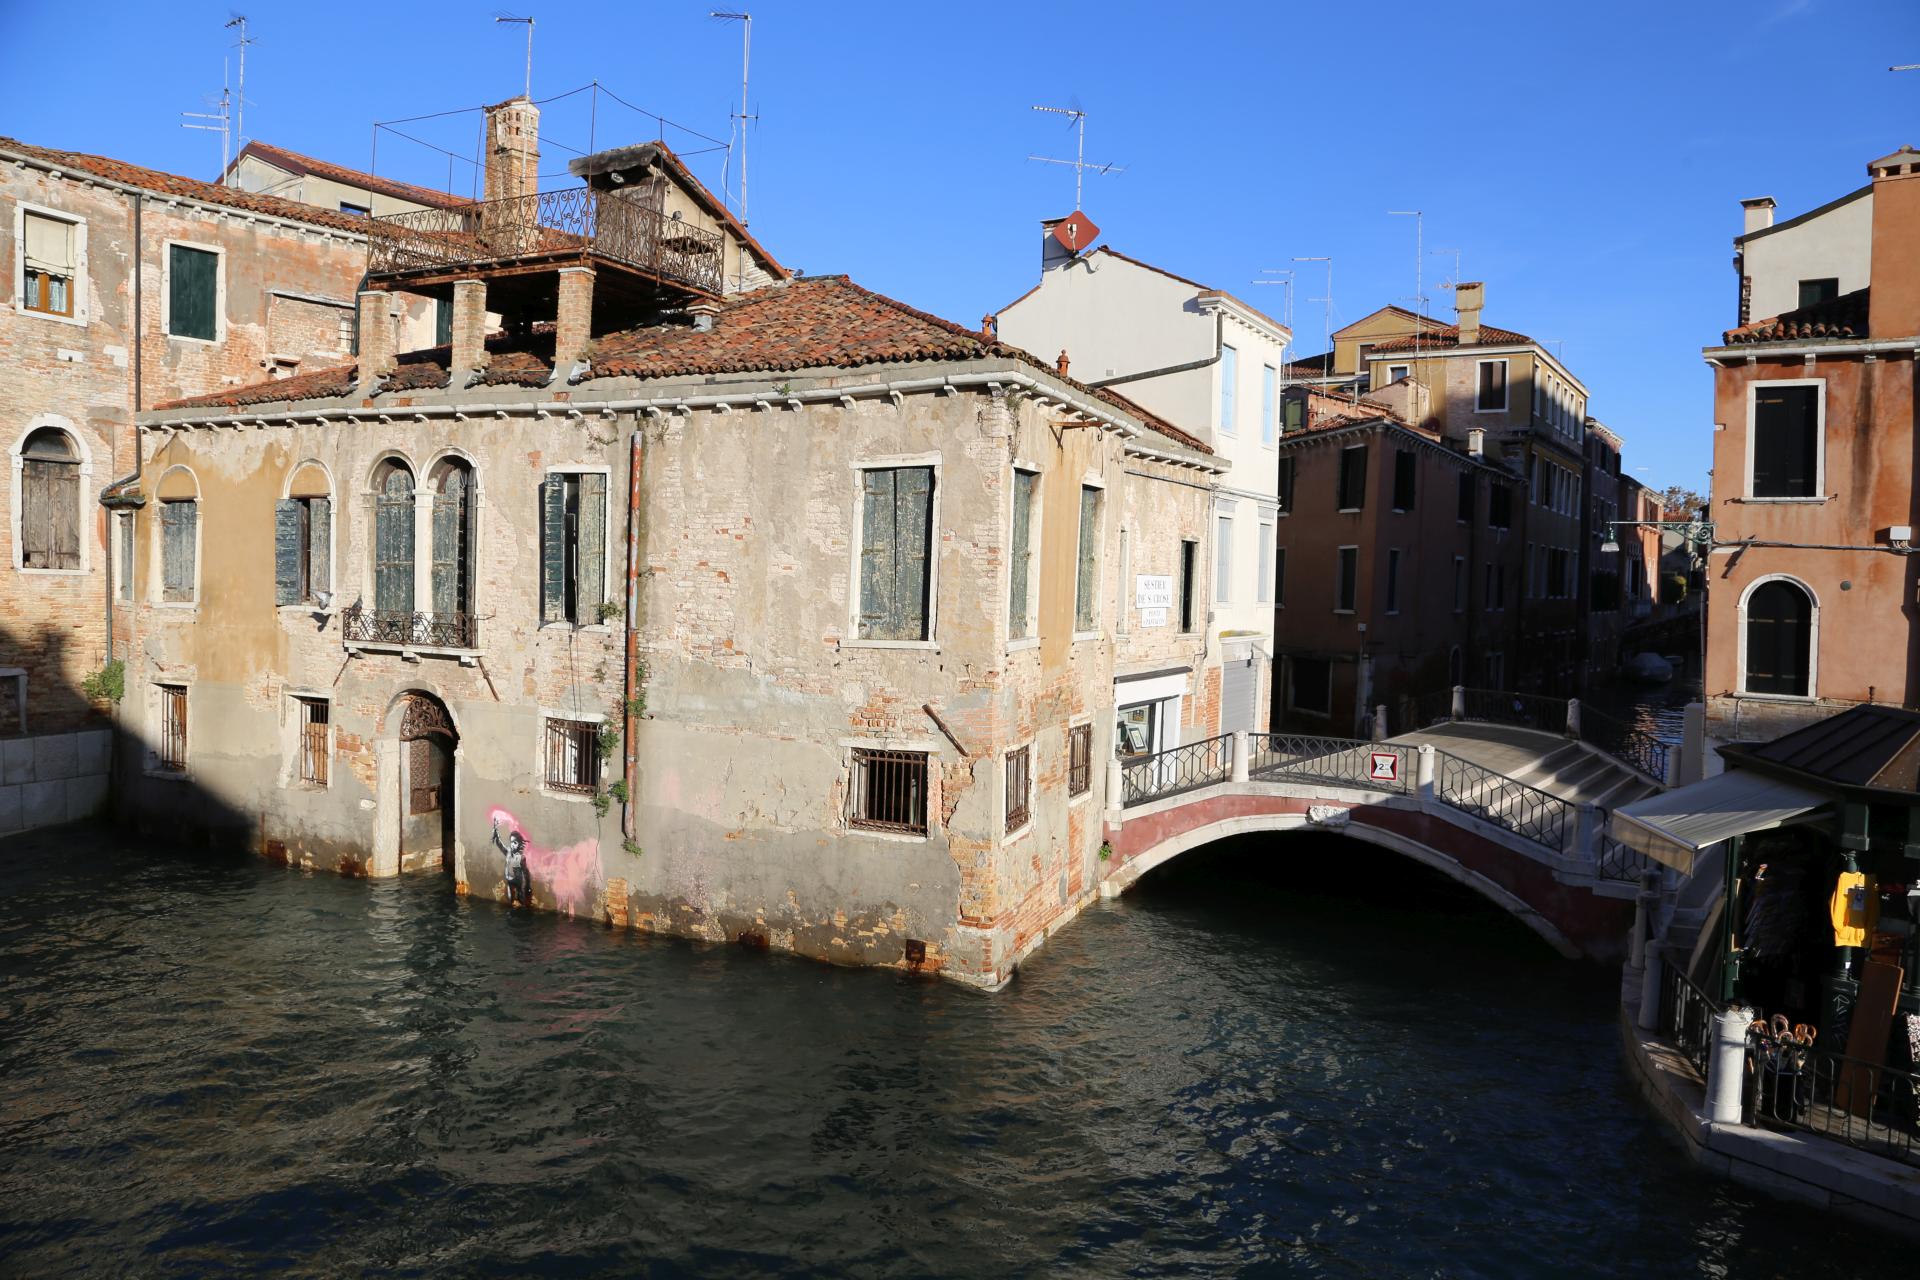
[1723,287,1869,344]
[1369,321,1534,352]
[229,140,473,212]
[0,136,371,234]
[163,362,361,410]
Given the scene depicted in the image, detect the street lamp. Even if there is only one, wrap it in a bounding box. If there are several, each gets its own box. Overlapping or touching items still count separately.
[1601,518,1716,556]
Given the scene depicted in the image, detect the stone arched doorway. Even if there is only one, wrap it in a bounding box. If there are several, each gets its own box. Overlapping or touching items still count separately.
[383,690,459,877]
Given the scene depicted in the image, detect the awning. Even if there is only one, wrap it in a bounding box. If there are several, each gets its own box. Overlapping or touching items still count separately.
[1608,769,1830,875]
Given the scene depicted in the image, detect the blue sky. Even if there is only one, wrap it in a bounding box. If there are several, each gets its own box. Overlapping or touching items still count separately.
[5,0,1916,492]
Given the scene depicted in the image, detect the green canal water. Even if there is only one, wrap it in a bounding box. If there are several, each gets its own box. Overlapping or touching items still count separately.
[0,824,1906,1276]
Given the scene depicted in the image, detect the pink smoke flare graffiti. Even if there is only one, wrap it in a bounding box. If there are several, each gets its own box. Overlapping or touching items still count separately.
[487,807,603,914]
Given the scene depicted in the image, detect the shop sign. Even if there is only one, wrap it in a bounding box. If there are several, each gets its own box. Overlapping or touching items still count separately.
[1135,575,1173,610]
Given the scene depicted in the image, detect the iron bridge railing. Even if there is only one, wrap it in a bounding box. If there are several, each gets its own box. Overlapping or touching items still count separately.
[1433,751,1571,852]
[1574,702,1672,784]
[342,604,478,650]
[366,187,724,295]
[1249,735,1414,794]
[1120,735,1231,807]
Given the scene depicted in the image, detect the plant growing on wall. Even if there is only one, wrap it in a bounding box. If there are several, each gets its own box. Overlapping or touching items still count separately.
[81,659,125,704]
[597,600,623,624]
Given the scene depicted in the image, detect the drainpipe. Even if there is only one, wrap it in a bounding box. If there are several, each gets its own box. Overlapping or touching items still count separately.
[100,191,146,664]
[621,425,644,839]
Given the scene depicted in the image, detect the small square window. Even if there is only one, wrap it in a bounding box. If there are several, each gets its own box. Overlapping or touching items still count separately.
[544,718,601,794]
[851,748,929,835]
[1005,745,1031,833]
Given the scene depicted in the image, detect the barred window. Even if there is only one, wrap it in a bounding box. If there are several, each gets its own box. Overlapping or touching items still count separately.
[297,698,329,787]
[545,718,601,794]
[155,685,187,772]
[851,748,928,835]
[1068,724,1092,797]
[1005,745,1031,833]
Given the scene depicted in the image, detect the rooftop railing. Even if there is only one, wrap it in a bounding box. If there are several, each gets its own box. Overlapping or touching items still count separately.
[366,187,724,295]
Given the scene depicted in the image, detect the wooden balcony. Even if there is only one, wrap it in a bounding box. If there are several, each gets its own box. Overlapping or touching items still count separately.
[365,186,723,298]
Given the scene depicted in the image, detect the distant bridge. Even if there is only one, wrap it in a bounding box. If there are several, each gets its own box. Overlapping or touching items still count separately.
[1099,692,1676,960]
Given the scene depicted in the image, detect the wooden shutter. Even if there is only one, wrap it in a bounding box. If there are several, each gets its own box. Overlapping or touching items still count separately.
[374,485,414,615]
[540,476,568,622]
[309,497,331,595]
[1074,486,1099,631]
[577,472,606,615]
[274,499,303,605]
[431,481,462,619]
[893,467,933,640]
[20,460,52,567]
[162,501,196,601]
[168,245,218,341]
[858,468,895,639]
[1008,471,1032,638]
[1753,386,1818,498]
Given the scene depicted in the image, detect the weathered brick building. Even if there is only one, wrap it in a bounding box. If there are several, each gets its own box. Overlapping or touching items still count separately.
[122,124,1218,988]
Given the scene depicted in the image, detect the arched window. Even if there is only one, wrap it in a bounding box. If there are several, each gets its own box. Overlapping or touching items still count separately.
[276,462,332,606]
[1745,579,1814,697]
[18,426,80,570]
[155,465,199,602]
[372,459,416,617]
[430,458,476,643]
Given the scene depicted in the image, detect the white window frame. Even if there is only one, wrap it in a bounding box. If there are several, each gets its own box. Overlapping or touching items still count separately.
[1475,358,1509,413]
[1214,512,1234,606]
[1735,573,1820,701]
[846,453,943,650]
[840,736,942,842]
[1334,544,1358,614]
[1002,738,1034,844]
[538,461,607,632]
[1743,378,1827,503]
[1387,363,1409,383]
[161,238,227,345]
[12,201,88,327]
[10,413,94,575]
[540,706,608,802]
[1007,460,1042,652]
[1219,344,1238,436]
[150,465,202,608]
[283,691,335,791]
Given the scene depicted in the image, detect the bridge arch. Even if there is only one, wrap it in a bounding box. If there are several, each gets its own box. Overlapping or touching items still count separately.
[1101,811,1580,959]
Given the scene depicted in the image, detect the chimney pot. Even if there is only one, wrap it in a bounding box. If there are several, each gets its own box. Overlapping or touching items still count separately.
[688,300,720,333]
[1056,349,1070,378]
[1741,196,1777,236]
[981,314,996,342]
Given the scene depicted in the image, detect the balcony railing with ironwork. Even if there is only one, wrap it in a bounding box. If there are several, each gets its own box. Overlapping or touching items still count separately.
[366,187,724,295]
[342,604,478,651]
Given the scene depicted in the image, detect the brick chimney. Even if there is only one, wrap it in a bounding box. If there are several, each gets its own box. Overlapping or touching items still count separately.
[1741,197,1776,236]
[1454,281,1484,345]
[483,96,540,206]
[1868,146,1920,339]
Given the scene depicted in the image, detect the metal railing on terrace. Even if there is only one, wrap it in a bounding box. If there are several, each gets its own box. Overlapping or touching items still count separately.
[342,604,478,651]
[1748,1035,1920,1167]
[366,187,724,295]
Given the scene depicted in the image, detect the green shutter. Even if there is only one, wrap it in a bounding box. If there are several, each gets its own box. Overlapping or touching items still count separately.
[577,473,606,615]
[892,467,933,641]
[858,468,895,639]
[431,484,461,619]
[162,501,197,601]
[374,479,414,615]
[309,497,331,595]
[540,476,568,622]
[1008,470,1032,639]
[1075,486,1099,632]
[274,499,302,605]
[168,245,218,341]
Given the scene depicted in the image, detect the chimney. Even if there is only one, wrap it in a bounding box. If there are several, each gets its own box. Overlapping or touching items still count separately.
[483,96,541,206]
[687,299,719,333]
[1467,427,1485,458]
[356,289,397,380]
[1454,281,1484,345]
[1056,349,1070,378]
[1741,197,1776,236]
[553,267,595,377]
[1868,146,1920,339]
[450,279,490,383]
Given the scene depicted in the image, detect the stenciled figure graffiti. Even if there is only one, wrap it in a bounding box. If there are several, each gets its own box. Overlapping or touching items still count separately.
[492,817,534,908]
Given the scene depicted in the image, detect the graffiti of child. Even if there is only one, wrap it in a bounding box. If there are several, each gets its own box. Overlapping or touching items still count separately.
[491,817,533,908]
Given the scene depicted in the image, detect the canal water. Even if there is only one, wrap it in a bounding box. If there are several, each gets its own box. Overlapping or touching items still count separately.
[2,825,1906,1277]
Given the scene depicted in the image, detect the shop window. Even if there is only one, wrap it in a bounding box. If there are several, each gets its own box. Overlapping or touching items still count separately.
[17,426,80,570]
[541,470,608,625]
[1745,580,1813,697]
[856,465,934,641]
[850,748,929,835]
[1068,724,1092,797]
[1751,384,1820,499]
[1004,745,1031,833]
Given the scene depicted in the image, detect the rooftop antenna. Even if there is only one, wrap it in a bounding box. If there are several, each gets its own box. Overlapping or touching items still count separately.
[1389,210,1425,359]
[1892,63,1919,71]
[1029,105,1124,211]
[182,61,233,180]
[710,12,756,227]
[1250,269,1295,362]
[1432,246,1463,292]
[494,14,534,101]
[224,15,255,178]
[1292,255,1333,371]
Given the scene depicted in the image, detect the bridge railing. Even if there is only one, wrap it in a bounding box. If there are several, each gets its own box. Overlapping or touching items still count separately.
[1120,734,1232,807]
[1573,703,1672,785]
[1250,734,1415,794]
[1394,685,1678,787]
[1597,835,1657,882]
[1431,751,1572,853]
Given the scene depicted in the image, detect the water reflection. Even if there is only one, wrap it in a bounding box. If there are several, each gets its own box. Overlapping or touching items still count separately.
[0,825,1905,1276]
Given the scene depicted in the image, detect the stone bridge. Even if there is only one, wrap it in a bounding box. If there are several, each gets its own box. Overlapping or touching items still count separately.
[1098,712,1670,961]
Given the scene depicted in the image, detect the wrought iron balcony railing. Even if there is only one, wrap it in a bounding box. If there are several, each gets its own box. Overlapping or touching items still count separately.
[366,187,724,295]
[342,604,478,651]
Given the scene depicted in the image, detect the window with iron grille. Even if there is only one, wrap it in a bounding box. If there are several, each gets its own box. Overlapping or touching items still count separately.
[544,718,601,794]
[1068,724,1092,797]
[297,698,330,787]
[1005,745,1031,833]
[155,685,187,772]
[850,748,928,835]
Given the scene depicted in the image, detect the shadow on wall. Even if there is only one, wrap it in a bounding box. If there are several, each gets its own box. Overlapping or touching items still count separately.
[0,620,107,738]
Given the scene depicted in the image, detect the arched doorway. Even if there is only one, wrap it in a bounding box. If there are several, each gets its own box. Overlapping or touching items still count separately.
[396,691,458,875]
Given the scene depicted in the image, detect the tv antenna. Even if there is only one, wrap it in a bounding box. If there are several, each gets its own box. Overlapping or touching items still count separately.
[1292,256,1333,365]
[182,65,233,179]
[711,11,756,226]
[1389,210,1425,356]
[1250,269,1295,360]
[1028,105,1124,211]
[494,14,534,100]
[1432,246,1464,292]
[224,15,256,175]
